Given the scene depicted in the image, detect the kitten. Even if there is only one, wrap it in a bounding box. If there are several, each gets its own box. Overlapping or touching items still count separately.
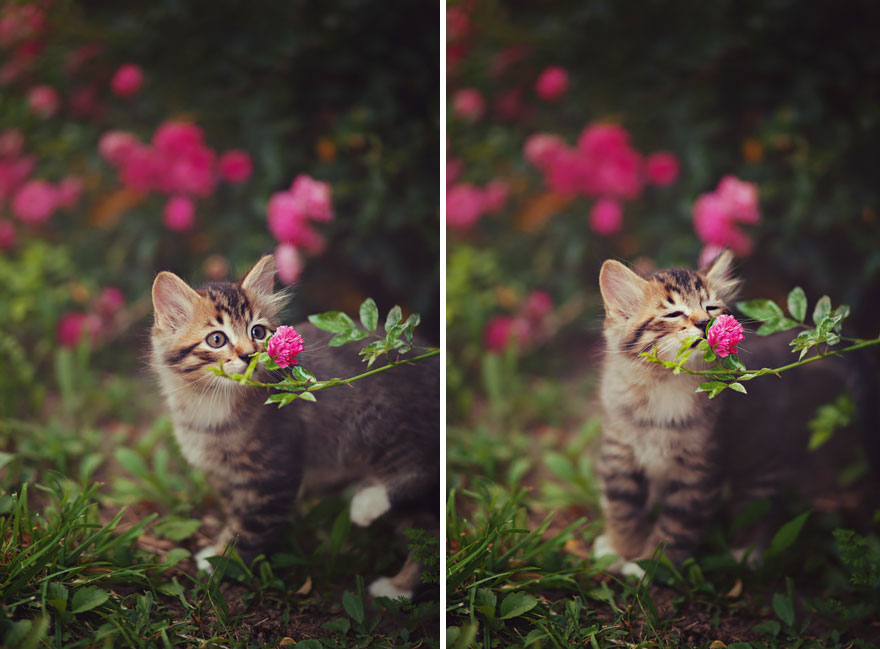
[594,251,876,572]
[150,255,440,599]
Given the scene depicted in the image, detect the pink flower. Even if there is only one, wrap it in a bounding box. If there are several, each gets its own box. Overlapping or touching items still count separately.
[290,174,333,221]
[56,312,102,348]
[523,133,566,170]
[483,179,509,214]
[545,147,586,196]
[698,244,725,268]
[152,121,204,157]
[446,7,470,41]
[69,85,102,118]
[163,195,195,231]
[162,145,217,196]
[267,190,308,241]
[692,191,752,255]
[120,144,162,192]
[706,314,745,358]
[589,198,623,235]
[484,315,530,352]
[446,183,486,229]
[65,43,103,75]
[98,130,140,165]
[645,152,680,187]
[110,63,144,98]
[716,175,760,224]
[588,146,644,199]
[97,286,125,316]
[27,85,60,118]
[534,66,569,101]
[0,156,35,203]
[12,179,56,224]
[446,157,463,186]
[577,123,631,158]
[453,88,486,123]
[0,129,24,158]
[0,4,45,49]
[267,325,305,368]
[275,243,303,285]
[218,150,253,183]
[0,219,15,250]
[56,176,83,209]
[523,291,553,321]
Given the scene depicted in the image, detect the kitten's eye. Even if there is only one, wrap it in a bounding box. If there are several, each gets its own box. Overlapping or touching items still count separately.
[251,324,267,340]
[663,311,684,319]
[705,305,721,312]
[206,331,227,348]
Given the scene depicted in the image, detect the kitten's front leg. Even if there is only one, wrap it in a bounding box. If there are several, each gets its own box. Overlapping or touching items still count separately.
[596,437,652,561]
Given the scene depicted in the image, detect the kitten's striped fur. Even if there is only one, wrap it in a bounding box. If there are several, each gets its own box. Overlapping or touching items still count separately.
[151,255,439,598]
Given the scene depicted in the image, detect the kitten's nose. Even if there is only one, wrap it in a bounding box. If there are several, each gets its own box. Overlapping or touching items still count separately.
[238,352,251,363]
[694,319,711,333]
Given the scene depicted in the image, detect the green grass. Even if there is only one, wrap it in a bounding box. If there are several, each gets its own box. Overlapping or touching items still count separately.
[1,347,439,648]
[446,349,880,649]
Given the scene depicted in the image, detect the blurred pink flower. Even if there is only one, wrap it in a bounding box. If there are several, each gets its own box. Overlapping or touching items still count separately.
[534,66,569,101]
[267,191,308,241]
[490,46,530,78]
[56,176,83,209]
[452,88,486,123]
[99,130,140,165]
[484,315,530,353]
[523,290,553,321]
[446,157,463,186]
[12,179,56,224]
[162,145,217,196]
[218,150,253,183]
[707,314,744,358]
[716,175,760,224]
[577,123,631,158]
[588,146,643,199]
[153,121,204,157]
[446,6,470,41]
[0,129,24,158]
[545,147,586,196]
[0,155,35,203]
[110,63,144,98]
[446,183,485,229]
[0,4,46,49]
[290,174,333,221]
[698,244,725,268]
[97,286,125,316]
[483,179,509,213]
[589,198,623,235]
[524,133,566,169]
[494,87,526,122]
[267,325,305,368]
[0,219,15,250]
[120,144,161,192]
[65,43,103,75]
[163,196,195,231]
[692,191,753,255]
[275,243,303,285]
[69,85,102,118]
[57,312,102,348]
[27,85,60,118]
[645,152,680,187]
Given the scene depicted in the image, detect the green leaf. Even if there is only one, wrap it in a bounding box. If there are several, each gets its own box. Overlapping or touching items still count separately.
[752,620,782,637]
[289,365,316,383]
[499,592,538,619]
[812,295,831,326]
[299,392,317,402]
[153,517,202,541]
[329,329,370,347]
[737,299,784,323]
[728,382,747,394]
[70,586,109,614]
[772,592,795,628]
[756,317,799,335]
[766,511,810,557]
[162,548,191,568]
[696,381,728,398]
[322,618,351,635]
[359,298,379,332]
[787,287,807,322]
[342,591,365,625]
[384,305,403,332]
[308,311,356,334]
[265,393,298,408]
[115,448,149,479]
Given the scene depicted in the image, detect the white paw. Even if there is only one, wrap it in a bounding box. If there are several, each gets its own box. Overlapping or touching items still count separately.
[592,533,645,579]
[350,485,391,527]
[195,546,217,573]
[592,533,616,558]
[368,577,413,600]
[620,560,646,579]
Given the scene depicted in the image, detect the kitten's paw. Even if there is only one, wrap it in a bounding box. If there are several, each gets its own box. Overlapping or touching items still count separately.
[195,546,217,573]
[620,560,646,579]
[350,485,391,527]
[592,533,616,559]
[368,577,413,600]
[592,534,645,579]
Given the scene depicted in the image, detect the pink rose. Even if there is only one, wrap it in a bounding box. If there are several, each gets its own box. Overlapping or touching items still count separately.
[692,191,752,255]
[97,286,125,316]
[56,176,83,209]
[27,85,60,118]
[453,88,486,123]
[523,290,553,321]
[218,150,253,184]
[120,145,162,192]
[706,314,745,358]
[110,63,143,98]
[589,198,623,235]
[152,121,204,157]
[484,315,531,352]
[588,146,644,200]
[57,312,102,348]
[545,147,586,196]
[698,244,725,269]
[162,145,217,196]
[577,123,631,158]
[290,174,333,222]
[163,195,195,231]
[98,131,140,166]
[645,152,680,187]
[716,175,760,224]
[446,183,485,229]
[267,325,305,368]
[267,190,308,242]
[0,219,15,250]
[534,66,569,101]
[0,156,35,203]
[482,179,509,214]
[12,179,56,224]
[523,133,566,170]
[275,243,303,285]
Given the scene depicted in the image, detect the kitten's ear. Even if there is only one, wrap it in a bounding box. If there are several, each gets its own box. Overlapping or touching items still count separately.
[700,249,741,302]
[599,260,647,319]
[152,271,200,331]
[242,255,276,297]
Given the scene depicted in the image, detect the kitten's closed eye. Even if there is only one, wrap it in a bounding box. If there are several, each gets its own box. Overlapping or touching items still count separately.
[663,311,684,319]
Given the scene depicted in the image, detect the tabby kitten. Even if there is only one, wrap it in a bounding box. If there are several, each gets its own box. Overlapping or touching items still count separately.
[150,255,439,599]
[594,250,873,571]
